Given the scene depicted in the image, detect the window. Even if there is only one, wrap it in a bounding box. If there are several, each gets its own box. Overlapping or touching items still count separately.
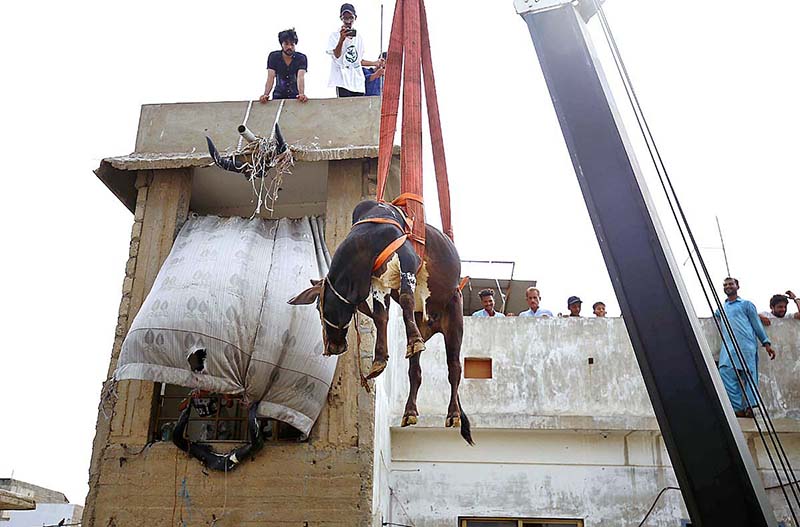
[152,384,304,443]
[464,357,493,379]
[460,519,583,527]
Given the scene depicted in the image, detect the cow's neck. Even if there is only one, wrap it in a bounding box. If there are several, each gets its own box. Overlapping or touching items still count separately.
[328,236,377,305]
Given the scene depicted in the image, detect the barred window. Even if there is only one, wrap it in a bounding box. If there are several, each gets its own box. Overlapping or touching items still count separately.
[153,384,304,443]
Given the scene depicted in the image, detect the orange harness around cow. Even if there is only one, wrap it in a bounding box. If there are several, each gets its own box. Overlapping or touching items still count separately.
[352,193,424,273]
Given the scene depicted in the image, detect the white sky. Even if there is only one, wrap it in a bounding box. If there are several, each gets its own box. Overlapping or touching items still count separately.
[1,0,798,505]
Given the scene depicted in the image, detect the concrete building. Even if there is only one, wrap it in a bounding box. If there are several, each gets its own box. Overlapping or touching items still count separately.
[87,98,800,526]
[0,479,83,526]
[87,97,399,527]
[374,316,800,527]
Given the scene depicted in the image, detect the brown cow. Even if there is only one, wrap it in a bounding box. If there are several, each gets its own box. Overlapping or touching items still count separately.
[289,200,473,445]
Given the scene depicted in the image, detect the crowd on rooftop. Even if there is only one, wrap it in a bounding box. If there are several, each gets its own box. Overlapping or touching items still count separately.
[472,279,799,420]
[470,287,607,319]
[258,3,385,105]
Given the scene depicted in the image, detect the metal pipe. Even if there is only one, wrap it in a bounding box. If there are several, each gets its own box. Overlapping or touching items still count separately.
[238,125,258,143]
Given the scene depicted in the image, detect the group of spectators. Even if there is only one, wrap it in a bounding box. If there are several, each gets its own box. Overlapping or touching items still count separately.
[474,278,799,421]
[471,287,607,319]
[258,3,386,104]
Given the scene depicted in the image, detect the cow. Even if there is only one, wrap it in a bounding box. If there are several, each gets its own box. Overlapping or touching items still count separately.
[289,200,473,445]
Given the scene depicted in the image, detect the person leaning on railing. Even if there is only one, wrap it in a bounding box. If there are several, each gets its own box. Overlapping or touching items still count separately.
[759,290,800,325]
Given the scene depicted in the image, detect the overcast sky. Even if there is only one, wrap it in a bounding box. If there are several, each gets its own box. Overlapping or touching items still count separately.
[1,0,798,505]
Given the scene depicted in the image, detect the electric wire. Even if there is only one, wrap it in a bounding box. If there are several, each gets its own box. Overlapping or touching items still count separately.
[636,487,680,527]
[589,0,800,522]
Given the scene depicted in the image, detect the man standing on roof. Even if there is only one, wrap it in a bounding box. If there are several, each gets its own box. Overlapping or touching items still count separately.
[472,289,505,318]
[327,4,384,97]
[518,287,554,318]
[259,29,308,104]
[716,277,776,418]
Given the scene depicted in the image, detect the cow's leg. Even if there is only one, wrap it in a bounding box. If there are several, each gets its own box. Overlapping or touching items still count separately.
[401,353,422,427]
[443,291,465,429]
[366,292,391,379]
[396,244,425,358]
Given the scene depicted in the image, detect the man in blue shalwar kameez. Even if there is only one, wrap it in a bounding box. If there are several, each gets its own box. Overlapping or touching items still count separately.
[716,277,777,418]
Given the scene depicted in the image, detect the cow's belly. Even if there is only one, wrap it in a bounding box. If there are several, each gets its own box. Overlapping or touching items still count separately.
[369,254,430,317]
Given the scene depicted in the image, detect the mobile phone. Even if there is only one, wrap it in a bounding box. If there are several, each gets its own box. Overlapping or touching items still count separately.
[346,28,357,37]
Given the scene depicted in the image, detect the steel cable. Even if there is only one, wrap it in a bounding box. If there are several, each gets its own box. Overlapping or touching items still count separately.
[589,0,800,522]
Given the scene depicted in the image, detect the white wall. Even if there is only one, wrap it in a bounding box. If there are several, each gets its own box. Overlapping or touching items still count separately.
[375,317,800,526]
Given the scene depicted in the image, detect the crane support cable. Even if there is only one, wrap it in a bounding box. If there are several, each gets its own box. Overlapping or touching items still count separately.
[376,0,455,260]
[589,1,800,521]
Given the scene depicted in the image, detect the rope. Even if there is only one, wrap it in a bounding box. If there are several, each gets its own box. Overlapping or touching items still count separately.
[231,99,293,219]
[590,1,800,521]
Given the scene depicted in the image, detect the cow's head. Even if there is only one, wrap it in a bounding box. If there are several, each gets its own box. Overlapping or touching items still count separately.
[288,278,353,356]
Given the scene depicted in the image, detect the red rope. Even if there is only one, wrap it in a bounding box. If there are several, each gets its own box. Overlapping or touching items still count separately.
[376,0,404,203]
[420,0,453,242]
[376,0,454,260]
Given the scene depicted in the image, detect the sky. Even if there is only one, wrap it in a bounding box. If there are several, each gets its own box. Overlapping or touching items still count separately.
[1,0,799,506]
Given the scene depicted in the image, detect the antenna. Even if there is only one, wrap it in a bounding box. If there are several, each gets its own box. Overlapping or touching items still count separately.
[380,4,384,54]
[716,215,731,276]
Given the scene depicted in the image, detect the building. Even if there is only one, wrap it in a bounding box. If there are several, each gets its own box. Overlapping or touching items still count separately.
[0,479,83,526]
[375,316,800,526]
[86,98,800,526]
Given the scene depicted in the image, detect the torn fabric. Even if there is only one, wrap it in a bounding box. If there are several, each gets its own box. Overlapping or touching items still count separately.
[115,214,334,435]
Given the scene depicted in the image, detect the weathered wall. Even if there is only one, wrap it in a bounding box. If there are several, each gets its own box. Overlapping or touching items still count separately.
[387,317,800,428]
[84,158,382,527]
[380,317,800,526]
[135,98,383,155]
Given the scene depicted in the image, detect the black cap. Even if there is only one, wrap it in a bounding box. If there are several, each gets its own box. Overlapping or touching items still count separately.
[340,3,356,16]
[567,296,582,306]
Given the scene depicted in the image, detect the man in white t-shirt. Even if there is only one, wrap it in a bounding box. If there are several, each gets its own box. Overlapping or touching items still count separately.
[327,3,384,97]
[759,291,800,326]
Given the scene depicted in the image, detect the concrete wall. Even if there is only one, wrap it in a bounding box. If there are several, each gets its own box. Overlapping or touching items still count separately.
[85,157,384,526]
[379,317,800,526]
[136,98,382,155]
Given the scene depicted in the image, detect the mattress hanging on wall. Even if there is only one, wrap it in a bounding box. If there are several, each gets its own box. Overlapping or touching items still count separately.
[115,214,334,435]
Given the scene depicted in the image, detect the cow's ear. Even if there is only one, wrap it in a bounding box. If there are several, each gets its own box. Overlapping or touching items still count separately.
[288,284,321,305]
[310,278,322,287]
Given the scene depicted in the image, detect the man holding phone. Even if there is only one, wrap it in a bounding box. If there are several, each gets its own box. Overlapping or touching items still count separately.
[327,3,384,97]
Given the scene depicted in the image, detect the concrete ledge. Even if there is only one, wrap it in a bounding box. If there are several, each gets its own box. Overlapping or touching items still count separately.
[0,488,35,511]
[95,144,400,213]
[394,414,800,433]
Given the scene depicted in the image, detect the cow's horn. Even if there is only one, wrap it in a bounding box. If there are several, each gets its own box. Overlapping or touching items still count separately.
[206,136,248,174]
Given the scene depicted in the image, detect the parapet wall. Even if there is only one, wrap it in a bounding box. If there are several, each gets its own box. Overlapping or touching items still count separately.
[386,316,800,431]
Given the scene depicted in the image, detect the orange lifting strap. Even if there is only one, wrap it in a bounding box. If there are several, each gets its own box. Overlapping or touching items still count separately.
[352,216,412,272]
[376,0,454,263]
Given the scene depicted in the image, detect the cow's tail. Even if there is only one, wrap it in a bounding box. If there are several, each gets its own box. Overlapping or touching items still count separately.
[458,394,474,446]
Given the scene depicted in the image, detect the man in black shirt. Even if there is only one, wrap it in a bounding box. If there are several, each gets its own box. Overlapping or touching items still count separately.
[260,29,308,103]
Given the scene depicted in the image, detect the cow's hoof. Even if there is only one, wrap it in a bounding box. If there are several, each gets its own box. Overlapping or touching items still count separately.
[401,414,418,427]
[445,415,461,428]
[366,360,387,379]
[405,340,426,358]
